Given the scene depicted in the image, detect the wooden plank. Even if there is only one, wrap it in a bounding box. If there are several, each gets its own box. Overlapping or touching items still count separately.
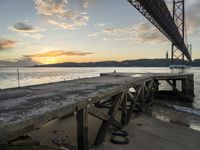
[110,119,124,129]
[127,91,137,103]
[88,106,123,129]
[94,92,124,145]
[88,106,110,121]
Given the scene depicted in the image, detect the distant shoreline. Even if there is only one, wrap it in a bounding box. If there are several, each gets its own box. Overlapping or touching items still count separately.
[34,58,200,67]
[1,58,200,67]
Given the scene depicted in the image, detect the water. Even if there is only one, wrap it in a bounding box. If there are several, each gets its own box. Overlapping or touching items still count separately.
[0,67,200,105]
[0,67,200,130]
[0,67,170,89]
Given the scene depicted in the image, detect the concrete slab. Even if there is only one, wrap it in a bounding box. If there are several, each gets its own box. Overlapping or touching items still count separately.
[101,115,200,150]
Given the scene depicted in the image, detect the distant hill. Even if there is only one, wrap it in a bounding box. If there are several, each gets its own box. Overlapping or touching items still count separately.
[34,58,200,67]
[192,59,200,66]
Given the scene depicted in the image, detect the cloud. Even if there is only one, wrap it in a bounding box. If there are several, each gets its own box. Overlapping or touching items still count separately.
[89,22,166,44]
[0,50,93,66]
[88,0,200,43]
[22,33,43,40]
[186,0,200,35]
[48,19,74,30]
[0,58,40,67]
[133,22,166,43]
[9,22,44,40]
[94,23,107,27]
[12,22,36,32]
[0,38,16,50]
[24,50,93,58]
[22,50,94,64]
[88,32,99,37]
[83,0,89,10]
[34,0,90,30]
[164,0,200,36]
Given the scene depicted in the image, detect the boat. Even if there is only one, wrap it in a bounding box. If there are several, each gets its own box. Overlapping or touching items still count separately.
[169,65,191,69]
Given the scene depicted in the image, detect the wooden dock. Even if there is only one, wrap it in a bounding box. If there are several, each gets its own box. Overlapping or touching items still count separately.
[0,73,194,149]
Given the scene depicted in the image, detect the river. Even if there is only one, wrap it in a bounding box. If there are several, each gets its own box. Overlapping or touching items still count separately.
[0,67,200,131]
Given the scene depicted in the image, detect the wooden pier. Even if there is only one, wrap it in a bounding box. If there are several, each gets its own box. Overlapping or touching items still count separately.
[0,73,194,149]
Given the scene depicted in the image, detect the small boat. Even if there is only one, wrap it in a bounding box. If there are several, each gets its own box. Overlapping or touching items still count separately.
[169,65,191,69]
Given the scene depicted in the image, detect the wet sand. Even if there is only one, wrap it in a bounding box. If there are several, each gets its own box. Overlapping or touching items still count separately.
[26,109,200,150]
[29,111,105,149]
[99,115,200,150]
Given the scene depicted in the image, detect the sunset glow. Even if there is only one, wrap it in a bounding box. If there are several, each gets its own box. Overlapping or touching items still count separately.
[0,0,200,66]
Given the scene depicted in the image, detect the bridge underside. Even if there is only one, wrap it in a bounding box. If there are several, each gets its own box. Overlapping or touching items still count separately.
[128,0,191,61]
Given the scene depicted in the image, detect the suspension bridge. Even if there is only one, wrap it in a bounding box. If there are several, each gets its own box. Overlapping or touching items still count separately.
[0,1,198,150]
[128,0,192,64]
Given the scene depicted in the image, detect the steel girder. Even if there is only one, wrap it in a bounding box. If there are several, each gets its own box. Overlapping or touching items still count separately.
[127,0,191,61]
[171,0,185,64]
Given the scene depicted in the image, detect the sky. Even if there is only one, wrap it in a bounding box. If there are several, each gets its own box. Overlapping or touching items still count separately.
[0,0,200,66]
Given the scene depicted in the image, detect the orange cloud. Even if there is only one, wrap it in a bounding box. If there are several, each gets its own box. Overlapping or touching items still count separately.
[24,50,94,64]
[24,50,93,57]
[0,38,16,50]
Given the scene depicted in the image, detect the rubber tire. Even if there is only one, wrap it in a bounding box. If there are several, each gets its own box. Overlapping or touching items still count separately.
[110,135,129,144]
[111,129,128,136]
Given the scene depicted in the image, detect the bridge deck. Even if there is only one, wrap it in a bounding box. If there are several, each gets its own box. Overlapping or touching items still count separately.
[0,73,194,145]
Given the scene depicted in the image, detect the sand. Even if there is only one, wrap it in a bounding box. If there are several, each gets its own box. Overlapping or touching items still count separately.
[99,115,200,150]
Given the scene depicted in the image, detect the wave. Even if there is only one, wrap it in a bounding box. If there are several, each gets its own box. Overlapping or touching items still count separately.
[173,105,200,116]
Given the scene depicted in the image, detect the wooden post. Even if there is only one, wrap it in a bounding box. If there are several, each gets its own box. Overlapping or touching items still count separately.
[141,83,145,109]
[172,79,176,92]
[76,105,88,150]
[126,91,136,122]
[121,92,128,125]
[182,79,185,93]
[155,80,159,93]
[182,75,194,101]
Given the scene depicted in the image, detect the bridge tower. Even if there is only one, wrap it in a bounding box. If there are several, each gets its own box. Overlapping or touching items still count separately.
[171,0,186,65]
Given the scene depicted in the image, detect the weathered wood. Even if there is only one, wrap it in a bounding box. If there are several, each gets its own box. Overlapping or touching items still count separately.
[144,79,155,103]
[121,92,128,125]
[76,105,88,150]
[172,80,177,92]
[127,92,135,122]
[0,73,194,145]
[166,79,182,96]
[94,92,124,145]
[127,90,137,103]
[110,119,124,129]
[94,98,113,109]
[154,80,159,93]
[88,106,110,121]
[88,106,123,129]
[181,75,194,100]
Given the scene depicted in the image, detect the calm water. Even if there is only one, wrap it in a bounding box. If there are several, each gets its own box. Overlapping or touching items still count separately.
[0,67,200,130]
[0,67,175,89]
[1,67,200,107]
